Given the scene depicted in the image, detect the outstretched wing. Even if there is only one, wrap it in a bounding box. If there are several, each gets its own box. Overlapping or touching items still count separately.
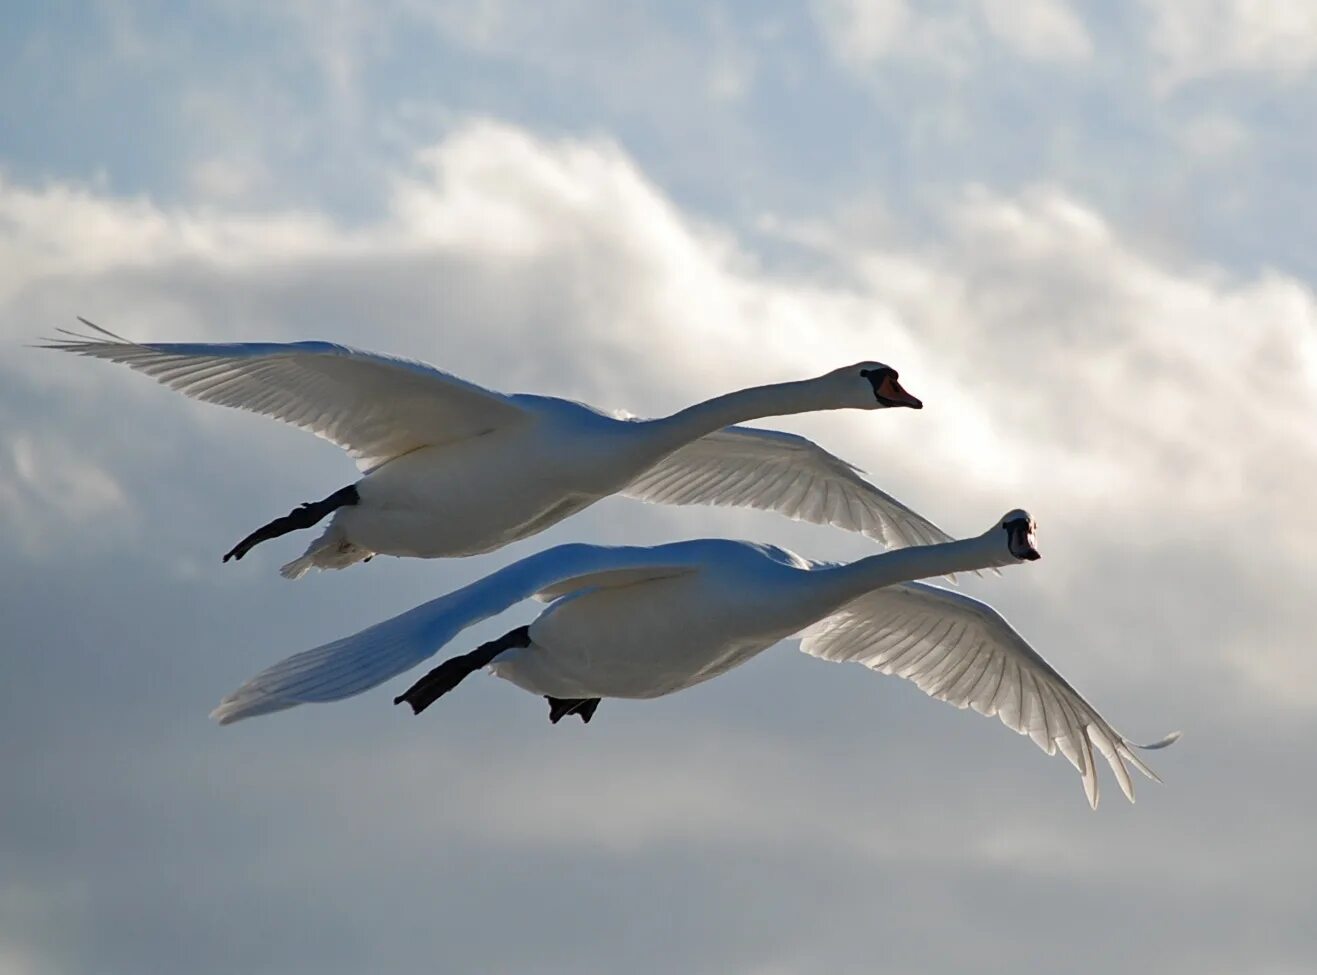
[43,320,529,473]
[622,426,950,550]
[211,542,703,724]
[799,582,1179,808]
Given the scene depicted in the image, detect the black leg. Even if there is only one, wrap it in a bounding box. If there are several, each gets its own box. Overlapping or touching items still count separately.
[223,484,360,562]
[395,626,531,715]
[546,697,601,724]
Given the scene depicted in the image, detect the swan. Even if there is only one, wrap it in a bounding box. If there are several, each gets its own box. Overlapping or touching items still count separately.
[211,511,1179,807]
[46,320,946,578]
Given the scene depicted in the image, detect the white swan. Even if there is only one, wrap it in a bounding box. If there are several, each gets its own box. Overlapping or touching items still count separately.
[46,320,945,578]
[211,512,1178,807]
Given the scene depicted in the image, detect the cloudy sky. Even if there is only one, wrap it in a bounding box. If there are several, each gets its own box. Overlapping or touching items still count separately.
[4,1,1317,972]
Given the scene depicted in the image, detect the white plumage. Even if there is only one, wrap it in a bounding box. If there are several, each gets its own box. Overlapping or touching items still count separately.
[212,512,1178,808]
[623,426,948,550]
[47,321,943,575]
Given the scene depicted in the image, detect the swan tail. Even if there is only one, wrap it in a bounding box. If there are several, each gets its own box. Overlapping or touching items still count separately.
[211,600,444,725]
[279,526,373,579]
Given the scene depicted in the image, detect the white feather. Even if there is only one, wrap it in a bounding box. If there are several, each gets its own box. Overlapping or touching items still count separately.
[622,425,951,549]
[211,543,705,724]
[48,328,946,573]
[213,516,1178,808]
[45,320,527,474]
[799,581,1175,808]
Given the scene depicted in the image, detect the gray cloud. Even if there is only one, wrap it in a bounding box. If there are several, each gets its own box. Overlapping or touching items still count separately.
[2,51,1315,975]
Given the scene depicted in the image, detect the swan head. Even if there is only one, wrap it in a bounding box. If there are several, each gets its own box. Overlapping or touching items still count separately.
[838,363,923,410]
[998,509,1041,562]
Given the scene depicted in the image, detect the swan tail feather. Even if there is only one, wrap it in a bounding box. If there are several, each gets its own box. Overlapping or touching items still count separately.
[278,527,372,579]
[278,553,318,580]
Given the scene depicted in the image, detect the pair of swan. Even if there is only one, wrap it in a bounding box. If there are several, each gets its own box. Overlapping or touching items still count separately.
[211,515,1177,808]
[50,321,1177,806]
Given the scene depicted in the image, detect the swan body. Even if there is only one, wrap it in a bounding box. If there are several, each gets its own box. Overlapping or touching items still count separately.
[337,397,629,559]
[46,322,945,577]
[505,541,824,700]
[212,512,1179,807]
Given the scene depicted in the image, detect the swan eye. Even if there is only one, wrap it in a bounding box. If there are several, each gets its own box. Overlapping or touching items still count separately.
[860,366,893,391]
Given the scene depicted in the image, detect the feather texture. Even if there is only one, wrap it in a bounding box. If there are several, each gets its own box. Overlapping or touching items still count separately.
[623,425,950,550]
[800,581,1179,807]
[211,543,705,723]
[43,320,528,473]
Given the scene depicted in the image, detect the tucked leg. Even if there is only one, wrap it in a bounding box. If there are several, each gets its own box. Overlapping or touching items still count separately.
[223,484,361,563]
[546,697,601,724]
[394,626,531,715]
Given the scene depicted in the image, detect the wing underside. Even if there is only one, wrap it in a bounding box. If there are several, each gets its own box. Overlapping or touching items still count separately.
[44,320,528,472]
[800,581,1179,807]
[624,425,951,551]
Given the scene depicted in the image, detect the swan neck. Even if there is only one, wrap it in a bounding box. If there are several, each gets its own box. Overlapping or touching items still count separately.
[819,534,1003,607]
[643,378,839,452]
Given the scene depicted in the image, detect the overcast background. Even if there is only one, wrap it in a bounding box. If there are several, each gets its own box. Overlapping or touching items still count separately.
[3,2,1316,973]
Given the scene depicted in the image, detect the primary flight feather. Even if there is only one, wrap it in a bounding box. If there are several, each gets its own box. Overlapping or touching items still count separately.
[45,320,946,575]
[212,512,1178,808]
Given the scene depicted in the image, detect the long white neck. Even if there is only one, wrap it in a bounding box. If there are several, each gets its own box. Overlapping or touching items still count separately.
[809,531,1013,613]
[637,377,847,456]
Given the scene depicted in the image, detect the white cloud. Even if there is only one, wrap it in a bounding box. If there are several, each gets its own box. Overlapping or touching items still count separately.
[1142,0,1317,87]
[0,434,129,558]
[813,0,1091,72]
[5,115,1317,975]
[979,0,1093,62]
[707,50,755,103]
[6,121,1317,709]
[813,0,913,69]
[187,155,271,201]
[0,174,340,296]
[1178,112,1251,160]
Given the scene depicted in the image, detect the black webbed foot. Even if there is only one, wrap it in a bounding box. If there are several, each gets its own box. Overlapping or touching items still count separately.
[546,697,601,724]
[395,626,531,715]
[394,654,482,714]
[223,484,360,562]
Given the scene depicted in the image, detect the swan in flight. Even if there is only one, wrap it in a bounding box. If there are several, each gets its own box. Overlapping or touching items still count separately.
[212,511,1178,807]
[46,320,945,578]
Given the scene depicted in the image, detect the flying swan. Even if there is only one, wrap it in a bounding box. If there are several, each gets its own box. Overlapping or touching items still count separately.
[46,321,945,577]
[211,511,1179,807]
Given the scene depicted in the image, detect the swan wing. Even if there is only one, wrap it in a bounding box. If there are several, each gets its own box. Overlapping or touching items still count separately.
[43,320,529,472]
[531,565,695,602]
[621,426,951,550]
[799,581,1179,808]
[210,542,704,724]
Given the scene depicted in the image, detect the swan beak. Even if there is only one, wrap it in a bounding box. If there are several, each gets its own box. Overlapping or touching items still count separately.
[1007,521,1041,561]
[878,375,923,409]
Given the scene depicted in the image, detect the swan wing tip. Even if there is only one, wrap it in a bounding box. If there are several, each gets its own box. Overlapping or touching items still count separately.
[1134,730,1182,750]
[210,689,300,725]
[210,701,242,726]
[35,317,134,350]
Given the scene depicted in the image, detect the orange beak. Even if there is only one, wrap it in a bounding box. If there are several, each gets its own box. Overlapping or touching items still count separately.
[879,375,923,409]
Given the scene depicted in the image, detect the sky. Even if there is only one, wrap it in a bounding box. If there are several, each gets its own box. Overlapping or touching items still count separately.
[3,1,1317,972]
